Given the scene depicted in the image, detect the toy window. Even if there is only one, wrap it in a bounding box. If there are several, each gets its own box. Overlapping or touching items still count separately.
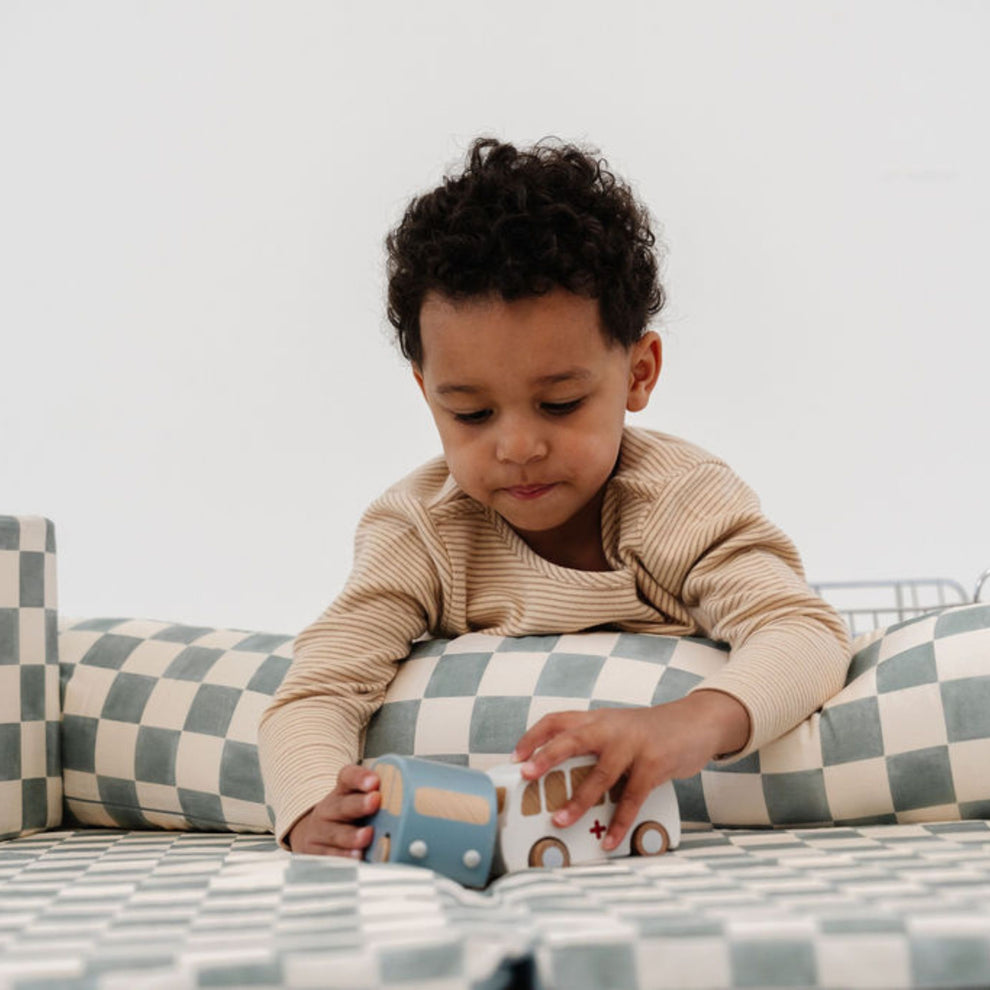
[414,787,491,825]
[378,763,403,815]
[569,764,605,806]
[608,776,626,806]
[522,779,542,816]
[544,770,567,813]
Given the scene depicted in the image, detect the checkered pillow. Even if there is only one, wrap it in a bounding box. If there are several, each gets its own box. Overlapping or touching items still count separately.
[365,605,990,828]
[58,618,293,831]
[0,515,61,840]
[364,630,730,767]
[57,603,990,834]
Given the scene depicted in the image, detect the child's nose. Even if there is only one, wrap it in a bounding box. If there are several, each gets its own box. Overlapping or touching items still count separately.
[495,419,548,465]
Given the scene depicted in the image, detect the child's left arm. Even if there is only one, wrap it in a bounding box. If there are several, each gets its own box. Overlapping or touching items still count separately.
[513,459,851,851]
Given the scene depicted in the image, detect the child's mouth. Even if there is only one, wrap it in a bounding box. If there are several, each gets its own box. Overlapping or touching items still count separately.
[505,484,556,500]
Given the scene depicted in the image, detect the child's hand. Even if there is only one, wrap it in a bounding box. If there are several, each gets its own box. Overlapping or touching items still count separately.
[512,691,750,852]
[286,763,381,857]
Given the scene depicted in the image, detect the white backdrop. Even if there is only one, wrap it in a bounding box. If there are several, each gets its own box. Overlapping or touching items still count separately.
[2,1,988,634]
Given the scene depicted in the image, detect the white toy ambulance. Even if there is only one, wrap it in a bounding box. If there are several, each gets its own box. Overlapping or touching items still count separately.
[487,755,680,872]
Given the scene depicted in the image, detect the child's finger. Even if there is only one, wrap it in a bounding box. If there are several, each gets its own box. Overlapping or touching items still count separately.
[337,763,380,794]
[551,756,623,829]
[336,788,380,822]
[324,821,374,852]
[603,768,655,851]
[520,730,597,785]
[291,821,374,856]
[512,711,578,764]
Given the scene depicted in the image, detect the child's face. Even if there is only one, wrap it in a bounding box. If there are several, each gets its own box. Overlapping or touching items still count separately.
[414,288,661,565]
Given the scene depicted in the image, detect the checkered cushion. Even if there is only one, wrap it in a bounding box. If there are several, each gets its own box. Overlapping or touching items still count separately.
[0,515,61,840]
[364,630,730,768]
[366,604,990,828]
[58,618,293,831]
[57,604,990,834]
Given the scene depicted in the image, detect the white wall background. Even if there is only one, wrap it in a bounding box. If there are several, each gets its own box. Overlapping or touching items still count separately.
[2,0,987,634]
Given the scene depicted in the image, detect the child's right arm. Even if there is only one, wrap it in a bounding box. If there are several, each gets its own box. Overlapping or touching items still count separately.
[258,496,443,851]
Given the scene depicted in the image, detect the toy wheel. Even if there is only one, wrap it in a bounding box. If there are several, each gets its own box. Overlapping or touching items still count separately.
[528,837,570,869]
[371,834,391,863]
[630,821,669,857]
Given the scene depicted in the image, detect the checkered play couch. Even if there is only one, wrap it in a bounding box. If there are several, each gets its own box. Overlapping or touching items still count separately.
[3,513,990,989]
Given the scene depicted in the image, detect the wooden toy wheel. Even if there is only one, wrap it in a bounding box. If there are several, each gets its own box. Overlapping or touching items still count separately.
[371,834,391,863]
[630,821,669,856]
[528,837,570,868]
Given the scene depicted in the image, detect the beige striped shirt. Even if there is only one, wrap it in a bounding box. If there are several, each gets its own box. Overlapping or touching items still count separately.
[259,428,850,843]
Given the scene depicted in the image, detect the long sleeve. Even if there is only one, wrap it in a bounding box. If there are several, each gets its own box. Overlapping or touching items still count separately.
[258,497,443,846]
[260,431,852,843]
[639,459,851,757]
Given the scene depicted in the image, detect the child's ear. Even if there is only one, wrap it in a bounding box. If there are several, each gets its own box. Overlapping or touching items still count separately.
[412,364,427,398]
[626,332,662,412]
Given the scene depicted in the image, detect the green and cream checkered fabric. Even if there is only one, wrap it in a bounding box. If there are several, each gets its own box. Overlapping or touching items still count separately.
[366,631,730,765]
[366,604,990,828]
[0,515,61,840]
[59,618,291,831]
[2,822,990,989]
[60,603,990,834]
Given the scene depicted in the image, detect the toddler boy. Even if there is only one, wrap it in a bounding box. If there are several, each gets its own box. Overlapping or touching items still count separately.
[259,137,850,856]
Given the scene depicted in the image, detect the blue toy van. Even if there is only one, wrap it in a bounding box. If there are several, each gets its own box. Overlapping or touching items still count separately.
[363,755,498,888]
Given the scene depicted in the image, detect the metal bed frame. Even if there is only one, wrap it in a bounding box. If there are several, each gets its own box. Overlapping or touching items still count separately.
[811,568,990,635]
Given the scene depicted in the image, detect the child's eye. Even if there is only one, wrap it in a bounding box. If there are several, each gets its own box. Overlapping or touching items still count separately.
[541,399,584,416]
[453,409,492,425]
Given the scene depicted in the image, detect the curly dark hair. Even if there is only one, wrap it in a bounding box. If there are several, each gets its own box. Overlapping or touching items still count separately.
[385,136,665,365]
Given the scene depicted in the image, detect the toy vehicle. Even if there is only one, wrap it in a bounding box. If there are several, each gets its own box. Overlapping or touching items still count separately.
[361,754,680,885]
[487,755,680,871]
[362,754,498,888]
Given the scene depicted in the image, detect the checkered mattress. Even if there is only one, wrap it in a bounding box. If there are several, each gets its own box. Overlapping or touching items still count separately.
[2,822,989,989]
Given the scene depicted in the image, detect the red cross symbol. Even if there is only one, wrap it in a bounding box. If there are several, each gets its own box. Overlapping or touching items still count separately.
[589,819,607,840]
